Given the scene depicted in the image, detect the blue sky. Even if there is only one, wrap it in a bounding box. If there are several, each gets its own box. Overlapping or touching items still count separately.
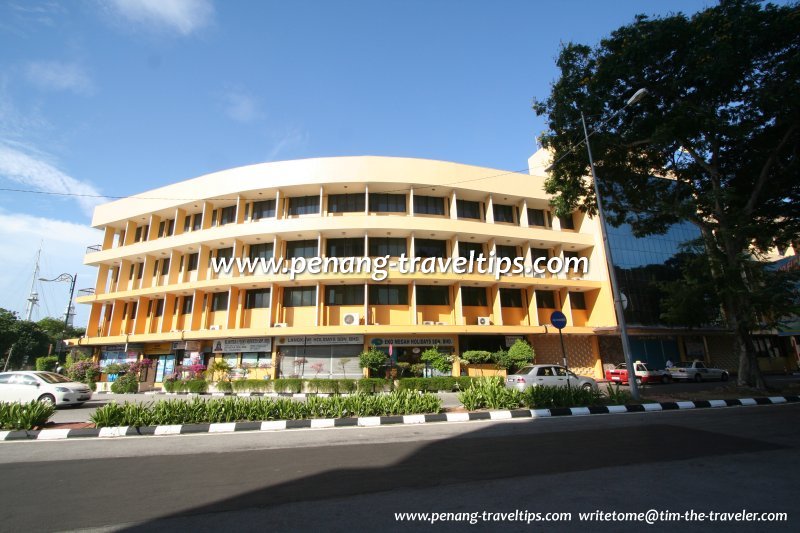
[0,0,733,325]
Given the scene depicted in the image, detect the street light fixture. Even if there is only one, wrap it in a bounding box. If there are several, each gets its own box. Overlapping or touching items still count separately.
[545,88,648,400]
[38,272,77,363]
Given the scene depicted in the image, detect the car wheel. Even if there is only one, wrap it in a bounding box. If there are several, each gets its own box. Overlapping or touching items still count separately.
[661,375,672,384]
[581,383,593,392]
[694,373,703,383]
[635,377,643,386]
[38,394,56,407]
[720,372,729,382]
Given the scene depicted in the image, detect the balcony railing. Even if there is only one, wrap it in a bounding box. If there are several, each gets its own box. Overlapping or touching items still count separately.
[86,244,102,253]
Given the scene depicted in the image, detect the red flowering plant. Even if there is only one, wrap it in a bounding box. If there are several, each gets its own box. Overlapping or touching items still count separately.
[186,364,207,380]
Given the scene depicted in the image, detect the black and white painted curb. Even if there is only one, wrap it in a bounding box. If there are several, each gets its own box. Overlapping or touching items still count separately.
[2,395,797,442]
[96,391,363,398]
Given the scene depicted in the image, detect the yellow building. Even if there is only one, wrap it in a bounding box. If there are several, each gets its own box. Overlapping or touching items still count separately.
[73,155,620,389]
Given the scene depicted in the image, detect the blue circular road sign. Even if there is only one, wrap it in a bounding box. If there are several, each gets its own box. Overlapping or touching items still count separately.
[550,311,567,330]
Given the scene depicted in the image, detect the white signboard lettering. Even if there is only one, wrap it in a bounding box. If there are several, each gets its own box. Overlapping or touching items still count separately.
[212,338,272,353]
[276,335,364,346]
[370,337,454,347]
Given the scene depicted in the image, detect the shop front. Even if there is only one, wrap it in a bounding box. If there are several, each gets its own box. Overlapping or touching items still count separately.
[368,336,456,377]
[211,337,273,379]
[275,335,364,379]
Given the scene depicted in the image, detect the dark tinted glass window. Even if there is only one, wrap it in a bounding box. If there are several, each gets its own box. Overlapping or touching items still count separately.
[248,243,273,260]
[500,288,523,308]
[459,241,484,259]
[326,238,364,257]
[570,292,586,310]
[456,199,481,220]
[461,286,488,306]
[528,208,547,227]
[192,214,202,231]
[495,245,517,260]
[369,193,406,213]
[181,296,193,314]
[326,285,364,305]
[288,195,320,216]
[252,199,276,220]
[136,262,144,280]
[220,206,236,225]
[416,285,450,305]
[286,239,318,259]
[415,238,447,258]
[211,292,229,312]
[328,193,365,213]
[414,195,445,215]
[160,258,170,276]
[537,290,556,308]
[187,253,199,271]
[369,237,406,257]
[559,214,576,230]
[154,299,164,317]
[245,288,271,309]
[283,286,316,307]
[493,204,514,223]
[369,285,408,305]
[531,248,549,261]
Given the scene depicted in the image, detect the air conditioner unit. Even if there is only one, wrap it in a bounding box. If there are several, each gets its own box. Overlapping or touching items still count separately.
[422,321,435,326]
[342,312,360,326]
[209,325,222,331]
[435,321,446,326]
[274,322,288,328]
[477,316,491,326]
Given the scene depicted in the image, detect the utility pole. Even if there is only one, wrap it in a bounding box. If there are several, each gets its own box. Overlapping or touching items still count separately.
[24,244,42,321]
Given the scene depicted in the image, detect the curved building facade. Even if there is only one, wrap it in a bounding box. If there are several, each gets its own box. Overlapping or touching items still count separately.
[75,156,618,387]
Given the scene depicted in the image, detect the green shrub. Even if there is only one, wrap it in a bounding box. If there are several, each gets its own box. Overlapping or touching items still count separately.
[90,392,443,427]
[397,377,474,392]
[216,381,232,393]
[459,350,493,365]
[522,385,604,409]
[232,379,269,393]
[338,379,357,393]
[273,378,303,394]
[110,372,139,394]
[35,356,59,372]
[0,401,56,430]
[410,363,425,377]
[604,384,632,405]
[457,377,524,410]
[186,379,208,394]
[357,378,388,393]
[420,347,451,374]
[498,339,535,372]
[359,348,388,376]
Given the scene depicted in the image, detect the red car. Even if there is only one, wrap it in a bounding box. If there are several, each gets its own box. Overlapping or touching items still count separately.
[605,362,672,385]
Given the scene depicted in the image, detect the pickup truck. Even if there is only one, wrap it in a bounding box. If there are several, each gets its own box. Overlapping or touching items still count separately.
[605,362,671,385]
[668,361,729,382]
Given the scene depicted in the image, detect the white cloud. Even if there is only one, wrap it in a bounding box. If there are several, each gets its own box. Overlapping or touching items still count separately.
[0,211,101,327]
[103,0,215,36]
[0,142,103,214]
[222,88,262,123]
[266,128,309,161]
[25,61,94,95]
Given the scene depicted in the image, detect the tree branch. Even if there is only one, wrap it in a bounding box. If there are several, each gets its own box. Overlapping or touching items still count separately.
[745,123,798,216]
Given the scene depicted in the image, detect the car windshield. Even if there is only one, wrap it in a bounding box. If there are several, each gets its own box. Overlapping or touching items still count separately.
[674,362,691,368]
[514,366,535,375]
[36,372,71,384]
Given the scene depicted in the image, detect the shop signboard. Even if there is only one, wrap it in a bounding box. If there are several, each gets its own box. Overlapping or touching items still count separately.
[276,335,364,346]
[212,337,272,353]
[370,337,454,347]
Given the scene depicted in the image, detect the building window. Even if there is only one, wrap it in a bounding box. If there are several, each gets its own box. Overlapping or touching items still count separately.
[459,241,484,259]
[559,214,576,230]
[241,352,270,367]
[369,193,406,213]
[249,243,274,260]
[252,199,276,220]
[160,258,170,276]
[369,285,408,305]
[286,239,318,259]
[461,286,488,306]
[500,288,524,308]
[326,285,364,305]
[181,296,193,315]
[326,238,364,258]
[219,206,236,225]
[416,285,450,306]
[158,219,174,238]
[369,237,406,257]
[186,253,199,272]
[288,195,320,216]
[136,262,144,280]
[413,195,445,215]
[537,290,556,308]
[570,292,587,310]
[456,199,481,220]
[283,286,317,307]
[528,208,547,227]
[415,238,447,258]
[531,248,549,262]
[216,247,234,261]
[192,214,202,231]
[211,292,229,312]
[245,288,271,309]
[495,245,518,260]
[129,302,138,319]
[328,193,365,213]
[154,299,164,317]
[493,204,514,223]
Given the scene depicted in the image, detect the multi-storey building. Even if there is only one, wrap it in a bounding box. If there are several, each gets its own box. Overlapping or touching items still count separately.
[72,155,621,388]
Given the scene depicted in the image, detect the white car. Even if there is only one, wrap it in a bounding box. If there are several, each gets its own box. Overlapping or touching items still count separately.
[505,364,599,392]
[668,361,729,382]
[0,371,93,407]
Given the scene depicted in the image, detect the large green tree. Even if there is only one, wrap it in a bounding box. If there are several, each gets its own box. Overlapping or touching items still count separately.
[533,0,799,388]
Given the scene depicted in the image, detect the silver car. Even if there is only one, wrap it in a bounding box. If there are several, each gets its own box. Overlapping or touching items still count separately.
[505,364,599,392]
[0,371,92,407]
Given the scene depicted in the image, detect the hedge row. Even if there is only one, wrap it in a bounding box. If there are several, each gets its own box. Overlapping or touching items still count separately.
[0,401,55,430]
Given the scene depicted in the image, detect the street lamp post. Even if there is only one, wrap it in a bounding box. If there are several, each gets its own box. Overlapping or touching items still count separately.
[39,272,77,363]
[547,88,648,401]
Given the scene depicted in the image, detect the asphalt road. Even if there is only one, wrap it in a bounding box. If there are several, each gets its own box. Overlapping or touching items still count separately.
[1,403,797,532]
